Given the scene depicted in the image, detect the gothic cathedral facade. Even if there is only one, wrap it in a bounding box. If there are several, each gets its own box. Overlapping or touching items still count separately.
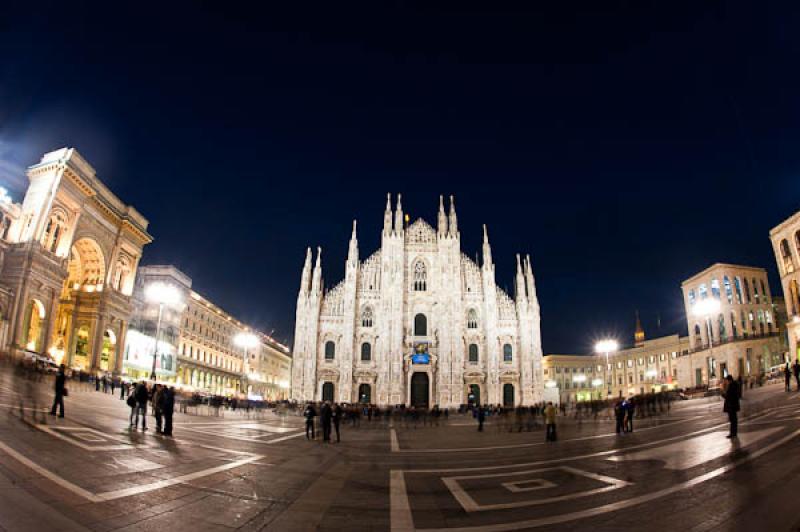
[291,195,543,408]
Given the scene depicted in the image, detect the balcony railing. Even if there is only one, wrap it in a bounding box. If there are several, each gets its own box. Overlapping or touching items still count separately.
[689,331,779,354]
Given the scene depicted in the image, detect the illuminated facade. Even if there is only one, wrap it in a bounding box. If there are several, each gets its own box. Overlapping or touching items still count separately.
[292,195,543,407]
[770,212,800,360]
[0,148,151,373]
[124,265,291,398]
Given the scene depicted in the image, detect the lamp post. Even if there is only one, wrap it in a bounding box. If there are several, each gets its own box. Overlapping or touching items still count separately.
[595,339,618,399]
[693,298,721,384]
[234,332,258,395]
[145,283,182,381]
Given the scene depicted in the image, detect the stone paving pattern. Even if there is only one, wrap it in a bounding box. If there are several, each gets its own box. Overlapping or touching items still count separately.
[2,371,800,531]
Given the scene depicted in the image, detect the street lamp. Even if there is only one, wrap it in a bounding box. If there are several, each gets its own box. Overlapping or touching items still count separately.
[595,339,618,398]
[693,298,721,383]
[234,332,258,394]
[145,283,182,381]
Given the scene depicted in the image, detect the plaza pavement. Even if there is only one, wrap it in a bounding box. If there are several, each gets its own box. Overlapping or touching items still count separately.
[1,370,800,531]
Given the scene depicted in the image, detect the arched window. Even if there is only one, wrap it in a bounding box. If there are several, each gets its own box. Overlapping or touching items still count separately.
[760,279,768,302]
[752,278,759,304]
[723,276,733,304]
[324,341,336,360]
[503,343,513,362]
[466,309,478,329]
[743,278,751,304]
[41,212,67,254]
[413,261,427,291]
[782,239,795,273]
[688,289,696,306]
[731,311,738,337]
[693,324,702,346]
[414,313,427,336]
[361,307,373,328]
[468,343,479,363]
[734,277,743,304]
[718,314,727,342]
[711,278,720,299]
[361,342,371,361]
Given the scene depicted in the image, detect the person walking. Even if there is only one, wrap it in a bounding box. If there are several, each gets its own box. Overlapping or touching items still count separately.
[722,375,741,438]
[133,381,149,430]
[304,402,317,440]
[320,401,332,443]
[785,363,792,392]
[50,364,67,418]
[477,404,485,432]
[625,397,635,433]
[793,359,800,391]
[615,399,626,435]
[544,402,557,442]
[162,387,175,437]
[333,402,343,443]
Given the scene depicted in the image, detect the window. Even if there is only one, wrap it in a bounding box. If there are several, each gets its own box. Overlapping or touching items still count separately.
[413,260,427,291]
[688,289,696,306]
[761,279,768,302]
[41,212,67,253]
[361,307,374,328]
[723,276,733,304]
[627,359,633,368]
[743,278,751,304]
[734,277,743,304]
[467,309,478,329]
[698,283,708,300]
[324,341,335,360]
[752,278,760,304]
[783,239,796,274]
[414,313,427,336]
[659,353,665,361]
[503,343,513,362]
[711,278,720,299]
[468,344,479,363]
[649,355,655,364]
[637,358,643,366]
[360,342,371,361]
[616,361,623,369]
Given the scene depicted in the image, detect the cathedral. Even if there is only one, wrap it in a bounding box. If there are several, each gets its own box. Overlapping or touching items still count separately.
[291,195,543,408]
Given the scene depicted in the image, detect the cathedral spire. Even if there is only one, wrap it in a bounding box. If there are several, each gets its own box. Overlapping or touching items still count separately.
[348,220,359,264]
[515,253,526,301]
[448,195,458,235]
[299,247,312,295]
[482,224,493,267]
[634,310,645,346]
[524,254,537,300]
[311,246,322,294]
[437,195,448,236]
[383,193,392,234]
[394,193,404,235]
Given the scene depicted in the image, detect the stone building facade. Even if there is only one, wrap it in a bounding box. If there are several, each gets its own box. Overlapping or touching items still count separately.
[124,265,291,399]
[770,211,800,361]
[0,148,151,374]
[292,195,543,408]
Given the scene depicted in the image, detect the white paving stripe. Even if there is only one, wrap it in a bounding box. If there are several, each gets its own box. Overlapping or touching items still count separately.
[391,428,800,531]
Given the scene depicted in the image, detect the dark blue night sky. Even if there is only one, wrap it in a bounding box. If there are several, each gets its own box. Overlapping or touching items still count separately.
[2,2,800,352]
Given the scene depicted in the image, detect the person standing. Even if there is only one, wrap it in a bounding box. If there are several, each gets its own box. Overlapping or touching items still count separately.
[152,384,164,433]
[477,404,485,432]
[162,387,175,436]
[320,401,332,443]
[625,397,635,433]
[50,364,66,418]
[134,381,149,430]
[785,363,792,392]
[544,402,557,442]
[722,375,741,438]
[793,359,800,391]
[304,402,317,440]
[615,399,626,435]
[333,402,343,443]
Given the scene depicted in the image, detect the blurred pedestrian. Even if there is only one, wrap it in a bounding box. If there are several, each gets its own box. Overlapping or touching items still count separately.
[785,363,792,392]
[477,405,485,432]
[544,402,557,442]
[304,402,317,440]
[321,401,332,442]
[152,384,164,433]
[50,364,66,418]
[333,402,343,443]
[133,381,149,430]
[162,387,175,436]
[793,359,800,391]
[722,375,740,438]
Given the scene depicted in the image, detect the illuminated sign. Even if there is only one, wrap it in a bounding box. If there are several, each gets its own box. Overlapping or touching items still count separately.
[122,329,176,375]
[411,353,430,364]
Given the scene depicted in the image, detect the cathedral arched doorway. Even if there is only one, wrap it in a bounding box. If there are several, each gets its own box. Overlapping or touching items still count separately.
[22,299,46,352]
[468,384,481,406]
[410,372,429,408]
[358,383,371,404]
[322,382,335,402]
[503,383,514,407]
[100,329,116,372]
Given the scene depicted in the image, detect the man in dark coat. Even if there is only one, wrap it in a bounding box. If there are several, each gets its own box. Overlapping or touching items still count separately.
[477,405,485,432]
[332,402,343,443]
[304,402,317,439]
[793,359,800,391]
[320,401,333,442]
[134,381,149,430]
[723,375,741,438]
[50,364,66,418]
[785,363,792,392]
[162,387,175,436]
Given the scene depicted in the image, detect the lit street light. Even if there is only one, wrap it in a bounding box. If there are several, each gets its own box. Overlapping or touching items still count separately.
[234,332,259,394]
[145,283,182,381]
[595,339,618,398]
[693,298,721,383]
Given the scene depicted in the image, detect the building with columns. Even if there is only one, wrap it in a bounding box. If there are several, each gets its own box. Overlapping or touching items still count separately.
[292,194,543,408]
[770,211,800,361]
[0,148,151,374]
[124,265,291,399]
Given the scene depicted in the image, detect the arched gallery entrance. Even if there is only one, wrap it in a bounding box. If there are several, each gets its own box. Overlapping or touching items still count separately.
[410,372,429,408]
[503,383,515,407]
[358,383,371,404]
[322,382,335,402]
[467,384,481,406]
